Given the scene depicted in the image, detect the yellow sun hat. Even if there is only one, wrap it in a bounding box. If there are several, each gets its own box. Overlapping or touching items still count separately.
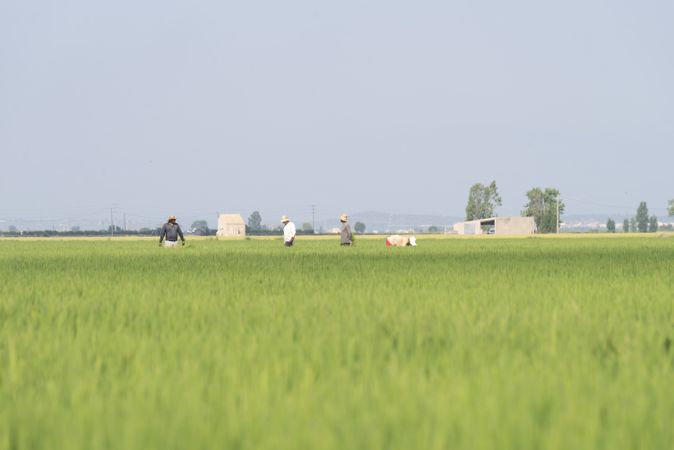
[339,213,348,222]
[168,215,177,221]
[281,215,290,223]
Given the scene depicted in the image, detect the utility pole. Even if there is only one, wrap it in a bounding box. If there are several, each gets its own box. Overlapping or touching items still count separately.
[110,207,115,237]
[123,213,127,232]
[310,204,316,233]
[556,194,560,234]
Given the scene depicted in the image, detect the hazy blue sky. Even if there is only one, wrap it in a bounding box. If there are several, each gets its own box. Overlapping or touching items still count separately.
[2,0,672,227]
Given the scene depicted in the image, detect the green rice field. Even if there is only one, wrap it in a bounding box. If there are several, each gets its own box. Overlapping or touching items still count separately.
[1,236,673,450]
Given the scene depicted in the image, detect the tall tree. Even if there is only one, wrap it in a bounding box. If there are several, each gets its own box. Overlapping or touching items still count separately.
[522,187,564,233]
[648,216,658,232]
[354,222,366,234]
[465,181,502,220]
[669,199,674,216]
[636,202,649,232]
[247,211,262,231]
[606,218,616,233]
[630,218,637,234]
[623,219,629,233]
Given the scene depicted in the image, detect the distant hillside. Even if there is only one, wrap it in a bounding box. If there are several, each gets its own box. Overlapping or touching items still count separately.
[315,211,463,233]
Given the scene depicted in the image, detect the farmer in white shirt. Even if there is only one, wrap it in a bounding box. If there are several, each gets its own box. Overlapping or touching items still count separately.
[281,215,296,247]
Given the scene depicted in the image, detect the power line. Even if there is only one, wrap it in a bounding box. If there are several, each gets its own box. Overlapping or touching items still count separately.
[556,193,560,234]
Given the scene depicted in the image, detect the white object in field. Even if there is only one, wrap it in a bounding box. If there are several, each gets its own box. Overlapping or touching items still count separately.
[386,235,416,247]
[452,216,536,235]
[216,214,246,237]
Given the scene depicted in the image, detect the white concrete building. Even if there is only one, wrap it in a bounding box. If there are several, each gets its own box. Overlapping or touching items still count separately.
[453,217,536,235]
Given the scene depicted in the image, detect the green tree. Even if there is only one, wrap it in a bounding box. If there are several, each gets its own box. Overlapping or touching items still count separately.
[428,225,440,233]
[669,199,674,216]
[606,218,616,233]
[648,216,658,232]
[354,222,366,234]
[247,211,262,231]
[636,202,649,232]
[629,218,637,233]
[191,220,209,235]
[465,181,502,220]
[302,222,314,233]
[623,219,629,233]
[522,187,564,233]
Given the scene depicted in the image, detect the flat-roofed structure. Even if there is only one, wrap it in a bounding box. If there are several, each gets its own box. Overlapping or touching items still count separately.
[453,217,536,235]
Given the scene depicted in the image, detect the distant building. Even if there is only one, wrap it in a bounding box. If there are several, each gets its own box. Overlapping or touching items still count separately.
[453,217,536,235]
[216,214,246,238]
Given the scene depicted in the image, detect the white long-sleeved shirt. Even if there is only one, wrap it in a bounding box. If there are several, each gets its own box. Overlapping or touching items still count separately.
[283,222,296,242]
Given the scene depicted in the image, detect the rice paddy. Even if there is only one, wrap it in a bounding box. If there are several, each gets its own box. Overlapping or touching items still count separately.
[1,236,673,450]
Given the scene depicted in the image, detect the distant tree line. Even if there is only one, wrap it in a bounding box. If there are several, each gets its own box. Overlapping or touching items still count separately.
[243,211,368,235]
[608,201,662,233]
[465,183,674,234]
[0,228,163,238]
[5,197,671,238]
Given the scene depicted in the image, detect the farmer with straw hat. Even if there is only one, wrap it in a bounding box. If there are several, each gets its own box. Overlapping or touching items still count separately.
[281,215,296,247]
[159,215,185,248]
[339,213,353,246]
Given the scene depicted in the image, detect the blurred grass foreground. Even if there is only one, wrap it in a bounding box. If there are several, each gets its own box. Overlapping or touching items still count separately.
[1,236,673,450]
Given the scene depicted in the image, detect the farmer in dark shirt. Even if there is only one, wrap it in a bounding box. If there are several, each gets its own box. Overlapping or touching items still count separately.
[159,215,185,247]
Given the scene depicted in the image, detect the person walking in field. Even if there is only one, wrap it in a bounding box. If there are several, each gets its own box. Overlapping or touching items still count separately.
[281,215,296,247]
[339,213,353,246]
[159,215,185,247]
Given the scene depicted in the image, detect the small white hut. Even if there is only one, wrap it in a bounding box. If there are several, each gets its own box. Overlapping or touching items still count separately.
[216,214,245,238]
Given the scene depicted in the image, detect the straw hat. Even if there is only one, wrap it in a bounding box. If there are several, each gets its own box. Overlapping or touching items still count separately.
[339,213,348,222]
[281,215,290,223]
[168,215,177,222]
